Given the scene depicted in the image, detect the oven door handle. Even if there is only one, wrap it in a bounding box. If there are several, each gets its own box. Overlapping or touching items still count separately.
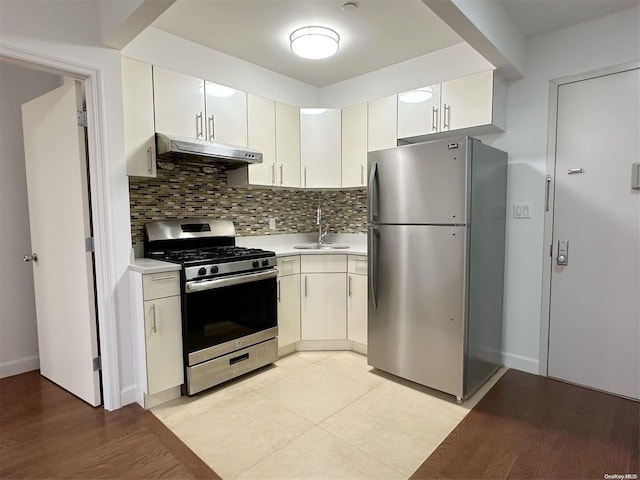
[185,269,278,292]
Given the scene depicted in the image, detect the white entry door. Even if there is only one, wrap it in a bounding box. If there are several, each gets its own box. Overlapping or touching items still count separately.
[21,82,101,406]
[548,68,639,399]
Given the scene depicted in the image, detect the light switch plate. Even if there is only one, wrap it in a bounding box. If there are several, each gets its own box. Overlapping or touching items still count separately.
[513,202,531,219]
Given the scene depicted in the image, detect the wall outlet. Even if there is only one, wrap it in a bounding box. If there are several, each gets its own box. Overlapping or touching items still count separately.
[268,217,276,230]
[513,202,531,219]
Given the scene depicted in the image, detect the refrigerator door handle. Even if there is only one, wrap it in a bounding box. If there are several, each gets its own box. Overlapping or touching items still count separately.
[368,162,379,222]
[368,225,379,309]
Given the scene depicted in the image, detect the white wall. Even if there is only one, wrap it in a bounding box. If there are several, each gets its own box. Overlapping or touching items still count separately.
[0,0,135,407]
[477,6,640,373]
[0,61,61,378]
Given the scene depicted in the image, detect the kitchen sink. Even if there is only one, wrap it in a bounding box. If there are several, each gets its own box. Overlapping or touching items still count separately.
[293,243,350,250]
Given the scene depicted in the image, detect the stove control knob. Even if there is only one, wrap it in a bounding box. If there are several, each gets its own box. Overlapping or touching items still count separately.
[252,260,260,268]
[262,259,269,266]
[210,266,219,274]
[197,267,207,276]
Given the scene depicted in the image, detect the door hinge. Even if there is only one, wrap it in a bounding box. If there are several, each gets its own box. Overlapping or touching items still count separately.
[85,237,94,252]
[77,110,88,128]
[93,356,101,371]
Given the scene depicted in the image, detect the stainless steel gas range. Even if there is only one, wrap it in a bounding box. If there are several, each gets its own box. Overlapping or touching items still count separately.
[144,218,278,395]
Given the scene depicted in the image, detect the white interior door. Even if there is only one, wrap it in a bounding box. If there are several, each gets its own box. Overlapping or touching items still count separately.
[548,68,639,399]
[21,82,101,406]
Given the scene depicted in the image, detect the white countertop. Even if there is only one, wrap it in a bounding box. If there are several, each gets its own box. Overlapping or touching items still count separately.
[130,233,367,272]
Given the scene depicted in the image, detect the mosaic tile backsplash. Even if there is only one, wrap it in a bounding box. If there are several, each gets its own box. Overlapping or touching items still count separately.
[129,162,367,245]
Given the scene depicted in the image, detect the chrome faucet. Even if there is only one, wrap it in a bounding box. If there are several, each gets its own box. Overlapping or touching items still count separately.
[317,203,329,244]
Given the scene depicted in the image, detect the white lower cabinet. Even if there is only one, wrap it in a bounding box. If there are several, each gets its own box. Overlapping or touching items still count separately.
[130,269,184,408]
[144,295,183,395]
[277,256,301,349]
[300,255,347,340]
[347,255,368,345]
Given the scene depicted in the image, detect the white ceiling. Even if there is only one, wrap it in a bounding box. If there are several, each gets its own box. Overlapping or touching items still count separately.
[151,0,639,88]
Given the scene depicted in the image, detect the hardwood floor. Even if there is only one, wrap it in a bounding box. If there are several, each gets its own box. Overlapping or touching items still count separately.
[0,371,220,479]
[412,369,639,479]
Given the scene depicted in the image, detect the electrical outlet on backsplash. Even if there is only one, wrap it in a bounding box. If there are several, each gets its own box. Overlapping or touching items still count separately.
[129,163,367,245]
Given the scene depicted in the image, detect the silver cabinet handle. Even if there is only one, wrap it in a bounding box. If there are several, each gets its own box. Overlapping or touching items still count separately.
[24,253,37,262]
[277,279,281,302]
[545,175,552,211]
[147,145,154,174]
[568,168,584,174]
[150,303,157,333]
[279,165,283,185]
[304,276,308,297]
[208,114,215,141]
[348,275,352,297]
[360,164,365,185]
[443,104,450,130]
[151,275,176,281]
[196,112,204,138]
[432,106,439,132]
[271,164,275,185]
[280,258,297,263]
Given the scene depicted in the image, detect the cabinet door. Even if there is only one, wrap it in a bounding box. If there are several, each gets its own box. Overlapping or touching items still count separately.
[341,103,368,188]
[247,94,276,186]
[441,70,493,132]
[204,82,248,146]
[144,296,184,395]
[277,274,301,348]
[397,84,441,139]
[122,57,156,177]
[367,95,397,152]
[275,102,300,187]
[153,66,205,139]
[347,274,367,345]
[301,273,347,340]
[300,108,342,188]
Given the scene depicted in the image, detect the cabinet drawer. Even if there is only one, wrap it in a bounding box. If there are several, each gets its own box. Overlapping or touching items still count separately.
[143,272,180,300]
[300,254,347,273]
[348,255,368,275]
[277,255,300,277]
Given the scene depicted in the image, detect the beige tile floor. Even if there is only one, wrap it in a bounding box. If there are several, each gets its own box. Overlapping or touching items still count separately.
[152,351,506,479]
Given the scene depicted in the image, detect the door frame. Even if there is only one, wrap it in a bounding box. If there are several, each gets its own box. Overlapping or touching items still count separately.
[538,60,640,376]
[0,44,121,410]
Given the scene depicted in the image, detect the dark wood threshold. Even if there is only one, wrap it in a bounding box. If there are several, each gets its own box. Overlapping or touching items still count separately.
[0,371,220,479]
[411,369,639,479]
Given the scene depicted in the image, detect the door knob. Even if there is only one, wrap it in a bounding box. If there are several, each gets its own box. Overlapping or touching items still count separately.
[23,253,38,263]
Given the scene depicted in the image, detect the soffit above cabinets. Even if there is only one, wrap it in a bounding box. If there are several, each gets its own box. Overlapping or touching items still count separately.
[150,0,463,88]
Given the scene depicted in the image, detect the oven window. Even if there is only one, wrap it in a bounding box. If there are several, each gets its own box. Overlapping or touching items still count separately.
[184,276,277,355]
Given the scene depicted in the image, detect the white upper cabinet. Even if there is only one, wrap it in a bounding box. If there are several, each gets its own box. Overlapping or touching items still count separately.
[153,66,248,145]
[397,83,442,139]
[300,108,342,188]
[122,57,156,178]
[275,102,300,187]
[153,66,205,139]
[441,70,494,132]
[367,95,397,152]
[341,103,368,188]
[247,94,277,186]
[204,81,247,146]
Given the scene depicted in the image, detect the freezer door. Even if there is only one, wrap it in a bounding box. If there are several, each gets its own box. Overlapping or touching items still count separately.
[368,138,469,225]
[368,224,466,398]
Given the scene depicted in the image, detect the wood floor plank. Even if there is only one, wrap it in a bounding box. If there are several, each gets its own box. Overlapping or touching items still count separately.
[0,371,220,479]
[411,369,639,480]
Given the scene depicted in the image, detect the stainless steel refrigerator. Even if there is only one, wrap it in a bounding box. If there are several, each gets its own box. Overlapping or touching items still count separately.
[367,136,508,403]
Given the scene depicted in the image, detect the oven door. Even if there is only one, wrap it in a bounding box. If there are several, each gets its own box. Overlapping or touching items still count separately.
[184,269,278,366]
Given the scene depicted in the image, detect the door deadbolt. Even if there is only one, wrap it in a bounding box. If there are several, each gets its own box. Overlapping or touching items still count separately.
[556,240,568,266]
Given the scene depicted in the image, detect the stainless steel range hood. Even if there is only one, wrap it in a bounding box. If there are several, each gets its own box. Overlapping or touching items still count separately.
[155,133,262,168]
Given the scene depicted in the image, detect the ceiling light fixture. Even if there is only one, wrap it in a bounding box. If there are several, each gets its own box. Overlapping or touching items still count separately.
[290,26,340,60]
[399,88,433,104]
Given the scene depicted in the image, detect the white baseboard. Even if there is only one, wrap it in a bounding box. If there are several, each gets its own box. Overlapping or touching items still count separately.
[0,355,39,379]
[502,351,539,374]
[119,384,138,407]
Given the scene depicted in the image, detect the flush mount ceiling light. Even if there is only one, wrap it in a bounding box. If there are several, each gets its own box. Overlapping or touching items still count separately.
[290,26,340,60]
[399,87,434,104]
